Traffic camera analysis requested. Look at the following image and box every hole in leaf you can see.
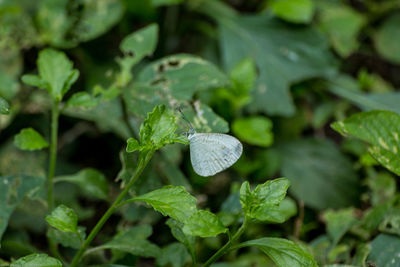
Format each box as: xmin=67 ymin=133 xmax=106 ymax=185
xmin=158 ymin=63 xmax=165 ymax=73
xmin=150 ymin=77 xmax=167 ymax=86
xmin=168 ymin=59 xmax=180 ymax=67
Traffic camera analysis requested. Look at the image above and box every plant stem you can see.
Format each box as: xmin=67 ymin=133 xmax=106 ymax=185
xmin=48 ymin=99 xmax=60 ymax=211
xmin=202 ymin=217 xmax=249 ymax=267
xmin=70 ymin=150 xmax=154 ymax=267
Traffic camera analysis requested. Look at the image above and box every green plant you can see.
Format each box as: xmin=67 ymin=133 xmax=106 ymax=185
xmin=2 ymin=0 xmax=400 ymax=266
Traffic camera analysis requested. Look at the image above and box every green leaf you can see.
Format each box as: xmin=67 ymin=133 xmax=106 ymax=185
xmin=317 ymin=2 xmax=366 ymax=57
xmin=133 ymin=185 xmax=197 ymax=223
xmin=152 ymin=0 xmax=184 ymax=6
xmin=215 ymin=11 xmax=335 ymax=116
xmin=261 ymin=198 xmax=298 ymax=224
xmin=240 ymin=178 xmax=290 ymax=222
xmin=117 ymin=24 xmax=159 ymax=86
xmin=182 ymin=210 xmax=228 ymax=237
xmin=120 ymin=23 xmax=158 ymax=64
xmin=66 ymin=92 xmax=100 ymax=108
xmin=230 ymin=57 xmax=256 ymax=97
xmin=232 ymin=116 xmax=273 ymax=147
xmin=89 ymin=225 xmax=161 ymax=258
xmin=368 ymin=234 xmax=400 ymax=266
xmin=269 ymin=0 xmax=314 ymax=24
xmin=36 ymin=48 xmax=78 ymax=100
xmin=374 ymin=13 xmax=400 ymax=64
xmin=21 ymin=74 xmax=47 ymax=89
xmin=14 ymin=128 xmax=49 ymax=151
xmin=352 ymin=243 xmax=371 ymax=267
xmin=64 ymin=98 xmax=131 ymax=139
xmin=37 ymin=0 xmax=123 ymax=48
xmin=323 ymin=208 xmax=357 ymax=246
xmin=47 ymin=226 xmax=86 ymax=249
xmin=0 ymin=96 xmax=9 ymax=114
xmin=178 ymin=102 xmax=229 ymax=133
xmin=327 ymin=75 xmax=400 ymax=114
xmin=331 ymin=110 xmax=400 ymax=176
xmin=75 ymin=0 xmax=124 ymax=43
xmin=280 ymin=138 xmax=360 ymax=210
xmin=123 ymin=54 xmax=229 ymax=131
xmin=0 ymin=71 xmax=19 ymax=100
xmin=127 ymin=105 xmax=186 ymax=152
xmin=156 ymin=242 xmax=190 ymax=267
xmin=10 ymin=253 xmax=62 ymax=267
xmin=237 ymin=238 xmax=317 ymax=267
xmin=126 ymin=138 xmax=141 ymax=153
xmin=0 ymin=175 xmax=45 ymax=242
xmin=45 ymin=204 xmax=78 ymax=233
xmin=166 ymin=219 xmax=196 ymax=260
xmin=54 ymin=168 xmax=109 ymax=200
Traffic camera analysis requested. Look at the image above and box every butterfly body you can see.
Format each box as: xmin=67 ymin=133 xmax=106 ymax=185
xmin=188 ymin=132 xmax=243 ymax=177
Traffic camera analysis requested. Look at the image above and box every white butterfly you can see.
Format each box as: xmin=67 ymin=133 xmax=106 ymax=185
xmin=188 ymin=129 xmax=243 ymax=177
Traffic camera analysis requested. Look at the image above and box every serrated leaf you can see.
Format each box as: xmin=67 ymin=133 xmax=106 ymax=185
xmin=0 ymin=175 xmax=45 ymax=242
xmin=182 ymin=210 xmax=228 ymax=237
xmin=133 ymin=185 xmax=197 ymax=223
xmin=129 ymin=105 xmax=187 ymax=152
xmin=14 ymin=128 xmax=49 ymax=151
xmin=232 ymin=116 xmax=273 ymax=147
xmin=126 ymin=138 xmax=141 ymax=152
xmin=368 ymin=234 xmax=400 ymax=266
xmin=36 ymin=48 xmax=78 ymax=100
xmin=90 ymin=225 xmax=160 ymax=258
xmin=240 ymin=178 xmax=290 ymax=222
xmin=45 ymin=204 xmax=78 ymax=233
xmin=269 ymin=0 xmax=314 ymax=24
xmin=237 ymin=238 xmax=317 ymax=267
xmin=215 ymin=10 xmax=335 ymax=116
xmin=260 ymin=198 xmax=298 ymax=224
xmin=280 ymin=138 xmax=360 ymax=210
xmin=54 ymin=168 xmax=109 ymax=200
xmin=0 ymin=97 xmax=9 ymax=114
xmin=10 ymin=253 xmax=62 ymax=267
xmin=374 ymin=13 xmax=400 ymax=64
xmin=331 ymin=110 xmax=400 ymax=176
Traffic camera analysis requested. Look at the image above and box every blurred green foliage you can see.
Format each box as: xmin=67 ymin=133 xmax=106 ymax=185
xmin=1 ymin=0 xmax=400 ymax=266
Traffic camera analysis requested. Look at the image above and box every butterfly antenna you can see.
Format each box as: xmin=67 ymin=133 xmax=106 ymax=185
xmin=177 ymin=107 xmax=194 ymax=131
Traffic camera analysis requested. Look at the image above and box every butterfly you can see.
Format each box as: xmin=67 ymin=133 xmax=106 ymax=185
xmin=187 ymin=129 xmax=243 ymax=177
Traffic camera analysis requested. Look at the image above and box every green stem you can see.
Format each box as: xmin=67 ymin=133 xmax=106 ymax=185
xmin=70 ymin=150 xmax=154 ymax=267
xmin=202 ymin=217 xmax=249 ymax=267
xmin=48 ymin=99 xmax=60 ymax=211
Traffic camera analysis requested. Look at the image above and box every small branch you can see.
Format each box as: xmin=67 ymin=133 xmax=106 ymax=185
xmin=294 ymin=200 xmax=304 ymax=239
xmin=48 ymin=99 xmax=60 ymax=211
xmin=202 ymin=217 xmax=249 ymax=267
xmin=70 ymin=150 xmax=154 ymax=267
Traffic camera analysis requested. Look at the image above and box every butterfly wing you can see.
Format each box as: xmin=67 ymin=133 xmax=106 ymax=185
xmin=189 ymin=133 xmax=243 ymax=177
